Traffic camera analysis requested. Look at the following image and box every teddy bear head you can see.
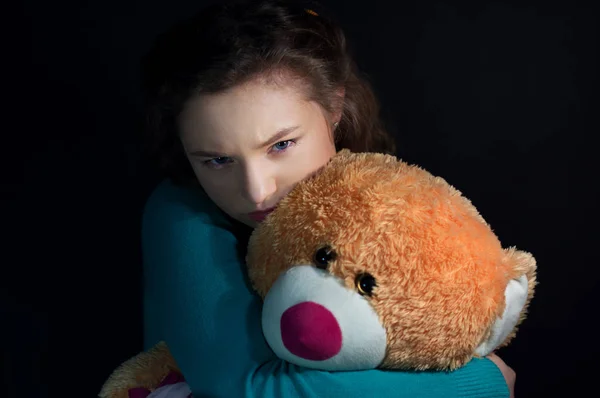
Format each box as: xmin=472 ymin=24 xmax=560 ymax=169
xmin=246 ymin=150 xmax=536 ymax=371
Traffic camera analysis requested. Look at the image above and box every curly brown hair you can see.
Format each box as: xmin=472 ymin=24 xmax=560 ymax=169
xmin=141 ymin=0 xmax=396 ymax=187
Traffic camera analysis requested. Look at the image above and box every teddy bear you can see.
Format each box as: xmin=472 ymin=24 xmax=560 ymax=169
xmin=99 ymin=149 xmax=536 ymax=396
xmin=245 ymin=149 xmax=536 ymax=371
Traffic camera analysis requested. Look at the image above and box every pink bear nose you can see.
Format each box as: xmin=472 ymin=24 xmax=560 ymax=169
xmin=280 ymin=301 xmax=342 ymax=361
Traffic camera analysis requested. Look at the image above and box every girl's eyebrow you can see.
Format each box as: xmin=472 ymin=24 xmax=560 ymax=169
xmin=189 ymin=125 xmax=300 ymax=157
xmin=254 ymin=125 xmax=300 ymax=150
xmin=188 ymin=149 xmax=227 ymax=158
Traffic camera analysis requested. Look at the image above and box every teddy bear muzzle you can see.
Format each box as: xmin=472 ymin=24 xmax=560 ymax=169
xmin=261 ymin=265 xmax=388 ymax=371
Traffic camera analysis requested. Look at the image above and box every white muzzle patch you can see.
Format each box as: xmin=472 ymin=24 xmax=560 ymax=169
xmin=261 ymin=265 xmax=387 ymax=371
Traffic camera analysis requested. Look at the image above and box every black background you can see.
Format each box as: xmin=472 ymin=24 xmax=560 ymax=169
xmin=5 ymin=0 xmax=598 ymax=396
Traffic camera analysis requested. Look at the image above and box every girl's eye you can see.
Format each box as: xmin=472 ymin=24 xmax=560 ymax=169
xmin=202 ymin=140 xmax=295 ymax=169
xmin=272 ymin=140 xmax=295 ymax=152
xmin=203 ymin=157 xmax=232 ymax=168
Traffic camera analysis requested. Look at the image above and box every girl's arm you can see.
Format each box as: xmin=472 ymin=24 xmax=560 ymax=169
xmin=142 ymin=181 xmax=509 ymax=398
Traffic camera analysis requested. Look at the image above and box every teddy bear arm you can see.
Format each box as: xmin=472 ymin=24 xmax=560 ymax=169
xmin=99 ymin=342 xmax=181 ymax=398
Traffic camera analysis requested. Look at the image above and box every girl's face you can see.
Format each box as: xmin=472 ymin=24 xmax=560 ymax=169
xmin=178 ymin=79 xmax=338 ymax=228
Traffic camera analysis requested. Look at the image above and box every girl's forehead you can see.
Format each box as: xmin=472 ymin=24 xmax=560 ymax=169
xmin=178 ymin=82 xmax=325 ymax=147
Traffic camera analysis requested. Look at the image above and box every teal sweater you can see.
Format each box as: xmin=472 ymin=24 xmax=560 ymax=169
xmin=142 ymin=180 xmax=509 ymax=398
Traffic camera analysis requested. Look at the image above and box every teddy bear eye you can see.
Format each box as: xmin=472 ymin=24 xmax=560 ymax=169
xmin=314 ymin=246 xmax=336 ymax=270
xmin=355 ymin=273 xmax=377 ymax=297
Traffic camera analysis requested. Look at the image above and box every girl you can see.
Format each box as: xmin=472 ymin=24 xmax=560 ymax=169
xmin=141 ymin=0 xmax=516 ymax=396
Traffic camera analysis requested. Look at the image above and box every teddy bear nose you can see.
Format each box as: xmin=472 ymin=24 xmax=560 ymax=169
xmin=280 ymin=301 xmax=342 ymax=361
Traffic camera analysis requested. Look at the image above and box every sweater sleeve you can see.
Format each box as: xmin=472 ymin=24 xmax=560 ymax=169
xmin=141 ymin=180 xmax=509 ymax=398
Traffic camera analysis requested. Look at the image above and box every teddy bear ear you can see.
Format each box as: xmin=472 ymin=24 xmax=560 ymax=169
xmin=474 ymin=248 xmax=537 ymax=356
xmin=474 ymin=274 xmax=529 ymax=356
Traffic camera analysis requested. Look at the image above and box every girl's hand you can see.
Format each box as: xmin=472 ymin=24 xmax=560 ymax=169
xmin=487 ymin=353 xmax=516 ymax=398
